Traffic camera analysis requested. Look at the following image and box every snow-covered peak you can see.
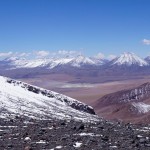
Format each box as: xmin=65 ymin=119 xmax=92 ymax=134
xmin=145 ymin=56 xmax=150 ymax=64
xmin=4 ymin=56 xmax=24 ymax=62
xmin=2 ymin=57 xmax=74 ymax=69
xmin=1 ymin=57 xmax=29 ymax=69
xmin=69 ymin=55 xmax=96 ymax=67
xmin=22 ymin=58 xmax=53 ymax=68
xmin=0 ymin=76 xmax=97 ymax=121
xmin=49 ymin=57 xmax=73 ymax=69
xmin=111 ymin=52 xmax=148 ymax=66
xmin=90 ymin=57 xmax=107 ymax=65
xmin=1 ymin=52 xmax=150 ymax=70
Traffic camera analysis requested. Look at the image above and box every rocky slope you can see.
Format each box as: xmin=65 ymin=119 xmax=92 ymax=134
xmin=0 ymin=76 xmax=97 ymax=122
xmin=95 ymin=82 xmax=150 ymax=123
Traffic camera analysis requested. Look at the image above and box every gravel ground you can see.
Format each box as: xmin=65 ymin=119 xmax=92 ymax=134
xmin=0 ymin=117 xmax=150 ymax=150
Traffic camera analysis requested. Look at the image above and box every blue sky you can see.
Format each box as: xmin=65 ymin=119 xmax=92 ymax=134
xmin=0 ymin=0 xmax=150 ymax=58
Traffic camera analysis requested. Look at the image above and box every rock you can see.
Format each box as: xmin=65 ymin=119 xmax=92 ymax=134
xmin=98 ymin=125 xmax=104 ymax=130
xmin=60 ymin=122 xmax=66 ymax=126
xmin=102 ymin=136 xmax=109 ymax=141
xmin=7 ymin=144 xmax=13 ymax=148
xmin=136 ymin=135 xmax=143 ymax=138
xmin=76 ymin=124 xmax=85 ymax=130
xmin=139 ymin=138 xmax=147 ymax=143
xmin=24 ymin=137 xmax=31 ymax=142
xmin=145 ymin=144 xmax=150 ymax=147
xmin=24 ymin=146 xmax=33 ymax=150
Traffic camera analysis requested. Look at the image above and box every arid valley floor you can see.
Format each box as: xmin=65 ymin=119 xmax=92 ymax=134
xmin=18 ymin=74 xmax=150 ymax=122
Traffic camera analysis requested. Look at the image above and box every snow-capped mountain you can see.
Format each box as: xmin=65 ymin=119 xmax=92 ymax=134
xmin=0 ymin=55 xmax=99 ymax=69
xmin=2 ymin=56 xmax=29 ymax=69
xmin=49 ymin=57 xmax=73 ymax=68
xmin=1 ymin=52 xmax=150 ymax=70
xmin=4 ymin=56 xmax=21 ymax=62
xmin=22 ymin=58 xmax=53 ymax=68
xmin=0 ymin=76 xmax=97 ymax=121
xmin=145 ymin=56 xmax=150 ymax=64
xmin=90 ymin=56 xmax=107 ymax=65
xmin=2 ymin=57 xmax=54 ymax=69
xmin=1 ymin=52 xmax=150 ymax=79
xmin=110 ymin=52 xmax=148 ymax=66
xmin=68 ymin=55 xmax=96 ymax=67
xmin=20 ymin=57 xmax=74 ymax=69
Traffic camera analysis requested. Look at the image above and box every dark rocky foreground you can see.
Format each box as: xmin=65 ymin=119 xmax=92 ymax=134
xmin=0 ymin=117 xmax=150 ymax=150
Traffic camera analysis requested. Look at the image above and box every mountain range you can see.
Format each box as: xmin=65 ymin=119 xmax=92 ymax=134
xmin=1 ymin=52 xmax=150 ymax=70
xmin=1 ymin=52 xmax=150 ymax=81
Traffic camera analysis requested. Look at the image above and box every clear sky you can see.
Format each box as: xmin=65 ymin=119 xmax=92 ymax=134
xmin=0 ymin=0 xmax=150 ymax=58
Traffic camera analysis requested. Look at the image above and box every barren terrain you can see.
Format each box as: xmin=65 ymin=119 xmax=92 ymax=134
xmin=18 ymin=74 xmax=150 ymax=108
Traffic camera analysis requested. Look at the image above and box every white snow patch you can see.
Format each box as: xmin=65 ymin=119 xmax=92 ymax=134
xmin=55 ymin=146 xmax=63 ymax=149
xmin=0 ymin=126 xmax=17 ymax=128
xmin=135 ymin=129 xmax=149 ymax=132
xmin=109 ymin=146 xmax=118 ymax=148
xmin=137 ymin=135 xmax=143 ymax=138
xmin=36 ymin=140 xmax=46 ymax=144
xmin=143 ymin=127 xmax=150 ymax=130
xmin=24 ymin=137 xmax=31 ymax=141
xmin=75 ymin=133 xmax=102 ymax=137
xmin=132 ymin=102 xmax=150 ymax=113
xmin=73 ymin=142 xmax=82 ymax=148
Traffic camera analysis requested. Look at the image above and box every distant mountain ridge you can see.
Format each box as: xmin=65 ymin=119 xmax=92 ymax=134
xmin=0 ymin=52 xmax=149 ymax=70
xmin=1 ymin=52 xmax=150 ymax=79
